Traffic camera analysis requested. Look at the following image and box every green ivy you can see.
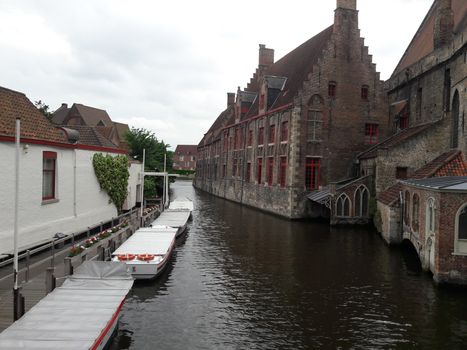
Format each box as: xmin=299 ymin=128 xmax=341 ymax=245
xmin=92 ymin=153 xmax=130 ymax=213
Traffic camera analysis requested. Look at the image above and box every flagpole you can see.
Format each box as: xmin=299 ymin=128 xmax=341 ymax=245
xmin=13 ymin=118 xmax=20 ymax=320
xmin=139 ymin=148 xmax=145 ymax=225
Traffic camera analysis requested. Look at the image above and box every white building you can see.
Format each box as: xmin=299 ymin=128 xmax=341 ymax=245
xmin=0 ymin=86 xmax=141 ymax=254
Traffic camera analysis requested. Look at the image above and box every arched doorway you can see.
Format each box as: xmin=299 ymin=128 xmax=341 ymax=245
xmin=451 ymin=90 xmax=460 ymax=148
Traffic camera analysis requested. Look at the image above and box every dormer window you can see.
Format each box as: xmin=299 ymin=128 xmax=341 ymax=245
xmin=328 ymin=82 xmax=337 ymax=98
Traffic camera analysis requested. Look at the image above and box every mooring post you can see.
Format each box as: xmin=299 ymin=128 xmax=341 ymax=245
xmin=98 ymin=246 xmax=105 ymax=261
xmin=13 ymin=287 xmax=20 ymax=321
xmin=45 ymin=267 xmax=56 ymax=294
xmin=64 ymin=257 xmax=73 ymax=276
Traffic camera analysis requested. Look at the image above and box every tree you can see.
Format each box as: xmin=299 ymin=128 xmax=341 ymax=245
xmin=125 ymin=128 xmax=172 ymax=197
xmin=34 ymin=100 xmax=53 ymax=120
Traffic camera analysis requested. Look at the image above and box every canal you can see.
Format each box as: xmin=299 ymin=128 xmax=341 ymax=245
xmin=110 ymin=180 xmax=467 ymax=349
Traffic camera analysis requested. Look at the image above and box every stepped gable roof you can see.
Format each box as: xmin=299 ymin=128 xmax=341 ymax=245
xmin=393 ymin=0 xmax=467 ymax=75
xmin=0 ymin=86 xmax=67 ymax=143
xmin=175 ymin=145 xmax=198 ymax=155
xmin=51 ymin=105 xmax=70 ymax=125
xmin=358 ymin=123 xmax=434 ymax=160
xmin=65 ymin=125 xmax=119 ymax=149
xmin=378 ymin=150 xmax=467 ymax=206
xmin=243 ymin=25 xmax=334 ymax=119
xmin=73 ymin=103 xmax=113 ymax=127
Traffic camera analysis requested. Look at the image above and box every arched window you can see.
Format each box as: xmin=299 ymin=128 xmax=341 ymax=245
xmin=455 ymin=203 xmax=467 ymax=254
xmin=336 ymin=194 xmax=351 ymax=218
xmin=354 ymin=185 xmax=369 ymax=217
xmin=426 ymin=198 xmax=435 ymax=233
xmin=404 ymin=191 xmax=411 ymax=226
xmin=412 ymin=193 xmax=420 ymax=232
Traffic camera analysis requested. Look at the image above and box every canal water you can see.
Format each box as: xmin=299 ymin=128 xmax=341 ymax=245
xmin=110 ymin=181 xmax=467 ymax=349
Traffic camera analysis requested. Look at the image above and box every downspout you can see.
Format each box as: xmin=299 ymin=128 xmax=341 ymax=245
xmin=73 ymin=149 xmax=77 ymax=217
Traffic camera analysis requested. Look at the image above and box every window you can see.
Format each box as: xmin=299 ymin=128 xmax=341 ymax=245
xmin=399 ymin=109 xmax=409 ymax=130
xmin=456 ymin=204 xmax=467 ymax=253
xmin=279 ymin=157 xmax=287 ymax=188
xmin=232 ymin=158 xmax=237 ymax=177
xmin=354 ymin=185 xmax=369 ymax=217
xmin=328 ymin=82 xmax=336 ymax=98
xmin=222 ymin=164 xmax=226 ymax=178
xmin=412 ymin=193 xmax=420 ymax=232
xmin=281 ymin=121 xmax=289 ymax=142
xmin=305 ymin=158 xmax=320 ymax=191
xmin=336 ymin=194 xmax=351 ymax=217
xmin=246 ymin=163 xmax=251 ymax=183
xmin=42 ymin=151 xmax=57 ymax=200
xmin=269 ymin=125 xmax=275 ymax=144
xmin=365 ymin=124 xmax=378 ymax=145
xmin=361 ymin=85 xmax=369 ymax=100
xmin=396 ymin=167 xmax=408 ymax=180
xmin=404 ymin=191 xmax=411 ymax=226
xmin=307 ymin=111 xmax=323 ymax=142
xmin=257 ymin=158 xmax=263 ymax=184
xmin=267 ymin=157 xmax=274 ymax=185
xmin=258 ymin=127 xmax=264 ymax=146
xmin=248 ymin=130 xmax=253 ymax=147
xmin=426 ymin=198 xmax=435 ymax=233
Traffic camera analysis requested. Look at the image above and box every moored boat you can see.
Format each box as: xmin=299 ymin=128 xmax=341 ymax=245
xmin=112 ymin=227 xmax=177 ymax=279
xmin=0 ymin=261 xmax=134 ymax=350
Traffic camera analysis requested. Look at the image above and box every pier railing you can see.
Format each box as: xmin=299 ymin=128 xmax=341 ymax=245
xmin=0 ymin=207 xmax=141 ymax=269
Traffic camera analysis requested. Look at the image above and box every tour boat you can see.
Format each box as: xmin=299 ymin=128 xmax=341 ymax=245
xmin=153 ymin=198 xmax=193 ymax=238
xmin=112 ymin=227 xmax=177 ymax=279
xmin=0 ymin=261 xmax=134 ymax=350
xmin=168 ymin=197 xmax=194 ymax=212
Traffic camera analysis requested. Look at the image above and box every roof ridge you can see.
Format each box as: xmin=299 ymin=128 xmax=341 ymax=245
xmin=430 ymin=150 xmax=462 ymax=176
xmin=0 ymin=86 xmax=26 ymax=96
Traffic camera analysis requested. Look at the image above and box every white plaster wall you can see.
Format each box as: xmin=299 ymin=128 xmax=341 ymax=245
xmin=0 ymin=143 xmax=118 ymax=254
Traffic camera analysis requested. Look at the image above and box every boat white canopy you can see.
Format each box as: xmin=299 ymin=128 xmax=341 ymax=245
xmin=168 ymin=198 xmax=194 ymax=211
xmin=153 ymin=210 xmax=191 ymax=228
xmin=112 ymin=229 xmax=176 ymax=256
xmin=0 ymin=261 xmax=133 ymax=349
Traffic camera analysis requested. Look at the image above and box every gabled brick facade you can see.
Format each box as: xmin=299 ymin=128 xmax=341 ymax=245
xmin=195 ymin=0 xmax=387 ymax=218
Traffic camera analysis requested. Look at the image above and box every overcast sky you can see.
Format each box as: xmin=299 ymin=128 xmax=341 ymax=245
xmin=0 ymin=0 xmax=433 ymax=149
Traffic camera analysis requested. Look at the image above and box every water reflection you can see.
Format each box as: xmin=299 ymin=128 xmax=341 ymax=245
xmin=110 ymin=181 xmax=467 ymax=350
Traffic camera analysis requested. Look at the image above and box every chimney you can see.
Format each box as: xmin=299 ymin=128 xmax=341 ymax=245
xmin=61 ymin=103 xmax=68 ymax=109
xmin=434 ymin=0 xmax=454 ymax=49
xmin=336 ymin=0 xmax=356 ymax=10
xmin=259 ymin=44 xmax=274 ymax=68
xmin=227 ymin=93 xmax=235 ymax=108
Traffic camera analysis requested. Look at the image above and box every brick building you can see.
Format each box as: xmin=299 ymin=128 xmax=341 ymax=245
xmin=195 ymin=0 xmax=388 ymax=218
xmin=173 ymin=145 xmax=197 ymax=171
